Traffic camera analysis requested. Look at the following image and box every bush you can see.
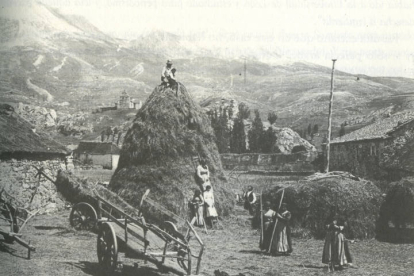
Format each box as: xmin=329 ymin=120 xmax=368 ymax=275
xmin=254 ymin=175 xmax=382 ymax=239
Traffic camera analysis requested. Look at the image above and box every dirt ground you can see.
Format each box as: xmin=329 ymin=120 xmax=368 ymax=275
xmin=1 ymin=204 xmax=414 ymax=276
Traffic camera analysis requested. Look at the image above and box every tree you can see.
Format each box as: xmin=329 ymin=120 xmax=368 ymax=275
xmin=313 ymin=124 xmax=319 ymax=134
xmin=238 ymin=102 xmax=250 ymax=120
xmin=248 ymin=109 xmax=264 ymax=152
xmin=307 ymin=123 xmax=312 ymax=136
xmin=291 ymin=145 xmax=307 ymax=153
xmin=268 ymin=111 xmax=278 ymax=125
xmin=339 ymin=124 xmax=346 ymax=137
xmin=230 ymin=118 xmax=246 ymax=153
xmin=261 ymin=126 xmax=278 ymax=153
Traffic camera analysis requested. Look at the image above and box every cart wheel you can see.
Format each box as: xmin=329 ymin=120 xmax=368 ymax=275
xmin=70 ymin=202 xmax=97 ymax=231
xmin=97 ymin=222 xmax=118 ymax=271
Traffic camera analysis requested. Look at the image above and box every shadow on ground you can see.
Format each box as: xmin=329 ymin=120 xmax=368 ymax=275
xmin=64 ymin=261 xmax=164 ymax=276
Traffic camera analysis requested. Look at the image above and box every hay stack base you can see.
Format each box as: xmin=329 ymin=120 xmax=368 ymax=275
xmin=257 ymin=172 xmax=382 ymax=239
xmin=110 ymin=84 xmax=234 ymax=225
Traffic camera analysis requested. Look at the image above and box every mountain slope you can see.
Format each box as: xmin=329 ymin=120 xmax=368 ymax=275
xmin=0 ymin=1 xmax=413 ymax=142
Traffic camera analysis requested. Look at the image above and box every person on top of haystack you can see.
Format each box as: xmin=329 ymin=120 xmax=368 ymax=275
xmin=243 ymin=185 xmax=257 ymax=215
xmin=322 ymin=215 xmax=354 ymax=271
xmin=161 ymin=60 xmax=178 ymax=92
xmin=203 ymin=185 xmax=218 ymax=228
xmin=189 ymin=189 xmax=205 ymax=227
xmin=197 ymin=158 xmax=212 ymax=192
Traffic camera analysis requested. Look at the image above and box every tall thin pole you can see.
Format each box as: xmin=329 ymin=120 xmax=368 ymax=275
xmin=244 ymin=58 xmax=247 ymax=87
xmin=325 ymin=59 xmax=337 ymax=173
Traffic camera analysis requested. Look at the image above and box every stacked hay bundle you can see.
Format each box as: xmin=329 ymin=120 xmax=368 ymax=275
xmin=377 ymin=177 xmax=414 ymax=242
xmin=55 ymin=171 xmax=140 ymax=218
xmin=256 ymin=172 xmax=382 ymax=239
xmin=110 ymin=84 xmax=234 ymax=225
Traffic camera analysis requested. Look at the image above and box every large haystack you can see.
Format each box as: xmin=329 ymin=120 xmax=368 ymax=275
xmin=110 ymin=83 xmax=234 ymax=224
xmin=256 ymin=172 xmax=382 ymax=239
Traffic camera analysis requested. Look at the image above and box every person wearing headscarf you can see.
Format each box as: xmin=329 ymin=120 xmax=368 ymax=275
xmin=273 ymin=203 xmax=292 ymax=255
xmin=197 ymin=158 xmax=212 ymax=192
xmin=260 ymin=201 xmax=276 ymax=251
xmin=190 ymin=189 xmax=204 ymax=226
xmin=322 ymin=215 xmax=350 ymax=271
xmin=203 ymin=185 xmax=218 ymax=227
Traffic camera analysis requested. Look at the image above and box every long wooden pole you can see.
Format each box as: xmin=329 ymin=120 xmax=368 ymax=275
xmin=325 ymin=59 xmax=337 ymax=173
xmin=267 ymin=189 xmax=285 ymax=253
xmin=260 ymin=190 xmax=263 ymax=248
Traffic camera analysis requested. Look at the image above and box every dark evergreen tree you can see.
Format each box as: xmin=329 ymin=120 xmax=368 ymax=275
xmin=268 ymin=111 xmax=278 ymax=125
xmin=261 ymin=126 xmax=277 ymax=153
xmin=248 ymin=109 xmax=264 ymax=152
xmin=307 ymin=123 xmax=312 ymax=136
xmin=313 ymin=124 xmax=319 ymax=134
xmin=230 ymin=102 xmax=250 ymax=153
xmin=339 ymin=124 xmax=346 ymax=137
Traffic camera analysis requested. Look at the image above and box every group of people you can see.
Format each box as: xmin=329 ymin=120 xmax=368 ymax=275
xmin=189 ymin=158 xmax=218 ymax=228
xmin=245 ymin=187 xmax=353 ymax=271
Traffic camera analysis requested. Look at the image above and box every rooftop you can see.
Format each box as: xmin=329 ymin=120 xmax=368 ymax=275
xmin=0 ymin=108 xmax=68 ymax=156
xmin=75 ymin=141 xmax=120 ymax=155
xmin=331 ymin=111 xmax=414 ymax=144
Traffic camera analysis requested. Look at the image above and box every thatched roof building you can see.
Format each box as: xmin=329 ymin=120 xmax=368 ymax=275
xmin=109 ymin=84 xmax=234 ymax=224
xmin=0 ymin=106 xmax=68 ymax=159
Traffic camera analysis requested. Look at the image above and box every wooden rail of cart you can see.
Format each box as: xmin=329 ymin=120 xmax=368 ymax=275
xmin=93 ymin=190 xmax=204 ymax=276
xmin=0 ymin=189 xmax=37 ymax=259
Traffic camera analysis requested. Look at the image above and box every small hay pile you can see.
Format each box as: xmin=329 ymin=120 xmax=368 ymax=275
xmin=110 ymin=83 xmax=234 ymax=225
xmin=54 ymin=171 xmax=140 ymax=217
xmin=256 ymin=172 xmax=382 ymax=239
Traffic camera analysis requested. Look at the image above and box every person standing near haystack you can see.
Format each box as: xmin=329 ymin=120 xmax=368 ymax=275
xmin=203 ymin=185 xmax=218 ymax=228
xmin=322 ymin=216 xmax=351 ymax=271
xmin=274 ymin=203 xmax=292 ymax=255
xmin=190 ymin=190 xmax=205 ymax=227
xmin=243 ymin=186 xmax=257 ymax=215
xmin=260 ymin=201 xmax=276 ymax=251
xmin=197 ymin=159 xmax=212 ymax=192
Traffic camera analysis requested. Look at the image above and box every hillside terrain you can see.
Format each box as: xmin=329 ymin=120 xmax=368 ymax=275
xmin=1 ymin=1 xmax=414 ymax=144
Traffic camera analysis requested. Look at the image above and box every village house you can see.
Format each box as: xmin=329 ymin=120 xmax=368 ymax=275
xmin=329 ymin=112 xmax=414 ymax=179
xmin=116 ymin=91 xmax=142 ymax=110
xmin=0 ymin=106 xmax=69 ymax=211
xmin=74 ymin=141 xmax=120 ymax=170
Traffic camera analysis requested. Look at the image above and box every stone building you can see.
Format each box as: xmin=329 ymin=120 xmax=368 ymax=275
xmin=74 ymin=141 xmax=120 ymax=170
xmin=0 ymin=108 xmax=69 ymax=211
xmin=116 ymin=91 xmax=142 ymax=110
xmin=329 ymin=112 xmax=414 ymax=179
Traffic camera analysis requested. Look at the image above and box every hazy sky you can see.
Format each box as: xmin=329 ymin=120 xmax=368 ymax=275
xmin=20 ymin=1 xmax=414 ymax=77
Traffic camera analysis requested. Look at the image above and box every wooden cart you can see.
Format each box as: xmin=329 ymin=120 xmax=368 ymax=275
xmin=0 ymin=189 xmax=37 ymax=259
xmin=93 ymin=190 xmax=204 ymax=276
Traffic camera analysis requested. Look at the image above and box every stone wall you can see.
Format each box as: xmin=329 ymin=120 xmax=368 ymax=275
xmin=330 ymin=139 xmax=386 ymax=179
xmin=0 ymin=158 xmax=67 ymax=213
xmin=220 ymin=152 xmax=317 ymax=172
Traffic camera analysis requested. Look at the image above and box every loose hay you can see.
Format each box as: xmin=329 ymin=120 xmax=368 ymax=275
xmin=256 ymin=173 xmax=382 ymax=239
xmin=110 ymin=84 xmax=234 ymax=225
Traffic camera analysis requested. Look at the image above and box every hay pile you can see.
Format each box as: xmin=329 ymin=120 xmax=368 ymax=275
xmin=256 ymin=173 xmax=382 ymax=239
xmin=378 ymin=177 xmax=414 ymax=229
xmin=109 ymin=83 xmax=234 ymax=225
xmin=54 ymin=171 xmax=140 ymax=217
